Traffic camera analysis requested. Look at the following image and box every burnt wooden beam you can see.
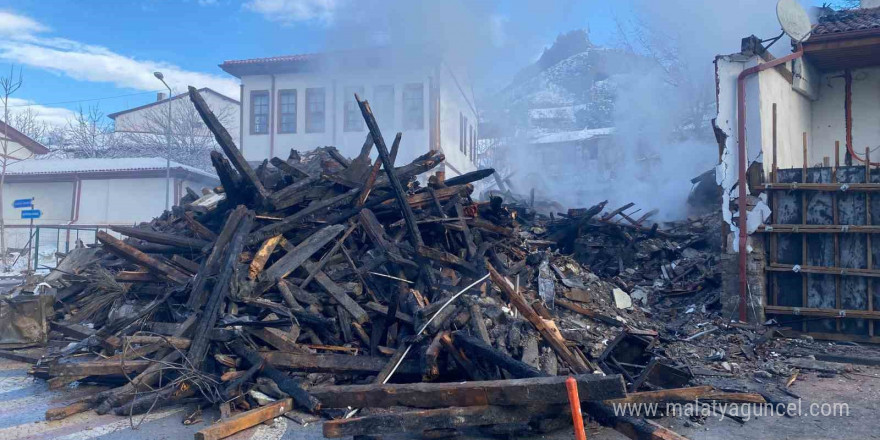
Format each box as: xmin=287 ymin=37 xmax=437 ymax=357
xmin=356 ymin=95 xmax=424 ymax=250
xmin=230 ymin=341 xmax=320 ymax=412
xmin=267 ymin=175 xmax=320 ymax=210
xmin=195 ymin=398 xmax=293 ymax=440
xmin=189 ymin=210 xmax=254 ymax=371
xmin=323 ymin=404 xmax=565 ymax=438
xmin=450 ymin=332 xmax=542 ymax=378
xmin=183 ymin=211 xmax=218 ymax=241
xmin=96 ymin=231 xmax=190 ymax=284
xmin=303 ymin=261 xmax=369 ymax=324
xmin=109 ymin=225 xmax=209 ymax=249
xmin=257 ymin=224 xmax=345 ymax=289
xmin=310 ymin=374 xmax=625 ymax=409
xmin=444 ymin=168 xmax=495 ymax=187
xmin=252 ymin=189 xmax=357 ymax=244
xmin=488 ymin=263 xmax=589 ymax=374
xmin=49 ymin=359 xmax=152 ymax=377
xmin=189 ymin=86 xmax=270 ymax=202
xmin=261 ymin=351 xmax=421 ymax=376
xmin=187 ymin=205 xmax=248 ymax=308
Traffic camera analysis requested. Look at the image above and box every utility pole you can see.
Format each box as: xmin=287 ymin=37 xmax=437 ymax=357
xmin=154 ymin=71 xmax=172 ymax=211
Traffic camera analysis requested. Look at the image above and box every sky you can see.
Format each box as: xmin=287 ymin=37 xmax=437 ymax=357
xmin=0 ymin=0 xmax=848 ymax=128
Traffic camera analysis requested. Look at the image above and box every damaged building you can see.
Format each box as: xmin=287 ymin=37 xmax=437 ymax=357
xmin=715 ymin=1 xmax=880 ymax=341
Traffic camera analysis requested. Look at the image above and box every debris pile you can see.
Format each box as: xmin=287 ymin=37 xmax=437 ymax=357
xmin=0 ymin=87 xmax=803 ymax=440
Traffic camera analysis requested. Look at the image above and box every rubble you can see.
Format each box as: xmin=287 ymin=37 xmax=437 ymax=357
xmin=1 ymin=86 xmax=876 ymax=440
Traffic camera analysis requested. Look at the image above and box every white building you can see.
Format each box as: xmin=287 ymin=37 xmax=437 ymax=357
xmin=108 ymin=87 xmax=241 ymax=147
xmin=1 ymin=157 xmax=218 ymax=255
xmin=219 ymin=49 xmax=479 ymax=177
xmin=0 ymin=120 xmax=50 ymax=160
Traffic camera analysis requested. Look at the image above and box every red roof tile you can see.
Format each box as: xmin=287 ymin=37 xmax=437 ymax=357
xmin=813 ymin=7 xmax=880 ymax=37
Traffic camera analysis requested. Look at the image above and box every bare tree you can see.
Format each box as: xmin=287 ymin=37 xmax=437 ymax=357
xmin=52 ymin=105 xmax=118 ymax=159
xmin=114 ymin=98 xmax=236 ymax=171
xmin=0 ymin=66 xmax=36 ymax=271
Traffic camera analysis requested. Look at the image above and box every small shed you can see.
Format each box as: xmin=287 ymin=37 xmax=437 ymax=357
xmin=1 ymin=157 xmax=218 ymax=254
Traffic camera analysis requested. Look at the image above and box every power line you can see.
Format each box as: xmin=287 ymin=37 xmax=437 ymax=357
xmin=10 ymin=89 xmax=163 ymax=108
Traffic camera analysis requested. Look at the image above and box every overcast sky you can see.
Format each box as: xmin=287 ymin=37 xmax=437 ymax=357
xmin=0 ymin=0 xmax=846 ymax=127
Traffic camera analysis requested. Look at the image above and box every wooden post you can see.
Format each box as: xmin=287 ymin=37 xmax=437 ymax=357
xmin=802 ymin=132 xmax=808 ymax=332
xmin=194 ymin=398 xmax=292 ymax=440
xmin=868 ymin=147 xmax=875 ymax=337
xmin=834 ymin=141 xmax=841 ymax=333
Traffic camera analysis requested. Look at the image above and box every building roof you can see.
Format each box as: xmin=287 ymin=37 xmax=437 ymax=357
xmin=219 ymin=47 xmax=439 ymax=78
xmin=107 ymin=87 xmax=239 ymax=120
xmin=0 ymin=120 xmax=50 ymax=155
xmin=220 ymin=51 xmax=351 ymax=78
xmin=530 ymin=127 xmax=614 ymax=145
xmin=5 ymin=157 xmax=217 ymax=181
xmin=812 ymin=7 xmax=880 ymax=38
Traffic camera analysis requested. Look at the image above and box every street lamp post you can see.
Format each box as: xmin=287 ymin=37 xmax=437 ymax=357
xmin=154 ymin=71 xmax=172 ymax=211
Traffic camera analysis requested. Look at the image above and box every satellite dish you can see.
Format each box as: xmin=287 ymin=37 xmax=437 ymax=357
xmin=777 ymin=0 xmax=812 ymax=42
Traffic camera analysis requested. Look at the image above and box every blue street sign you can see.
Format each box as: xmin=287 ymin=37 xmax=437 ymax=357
xmin=13 ymin=198 xmax=33 ymax=208
xmin=20 ymin=209 xmax=41 ymax=219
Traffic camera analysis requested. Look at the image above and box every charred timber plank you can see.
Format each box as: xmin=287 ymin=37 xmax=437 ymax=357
xmin=270 ymin=156 xmax=309 ymax=179
xmin=253 ymin=190 xmax=357 ymax=244
xmin=443 ymin=168 xmax=495 ymax=187
xmin=310 ymin=374 xmax=625 ymax=409
xmin=195 ymin=398 xmax=293 ymax=440
xmin=189 ymin=210 xmax=254 ymax=371
xmin=418 ymin=245 xmax=479 ymax=276
xmin=229 ymin=341 xmax=320 ymax=412
xmin=303 ymin=262 xmax=369 ymax=324
xmin=96 ymin=231 xmax=190 ymax=284
xmin=187 ymin=205 xmax=248 ymax=308
xmin=323 ymin=405 xmax=563 ymax=438
xmin=363 ymin=301 xmax=413 ymax=324
xmin=246 ymin=327 xmax=307 ymax=353
xmin=450 ymin=332 xmax=543 ymax=378
xmin=268 ymin=175 xmax=320 ymax=210
xmin=169 ymin=256 xmax=199 ymax=276
xmin=406 ymin=185 xmax=467 ymax=210
xmin=488 ymin=263 xmax=589 ymax=373
xmin=356 ymin=133 xmax=398 ymax=206
xmin=189 ymin=86 xmax=270 ymax=202
xmin=468 ymin=303 xmax=492 ymax=344
xmin=466 ymin=217 xmax=514 ymax=237
xmin=49 ymin=359 xmax=152 ymax=377
xmin=258 ymin=224 xmax=345 ymax=288
xmin=110 ymin=226 xmax=210 ymax=249
xmin=184 ymin=211 xmax=218 ymax=241
xmin=356 ymin=95 xmax=424 ymax=251
xmin=556 ymin=298 xmax=623 ymax=328
xmin=211 ymin=151 xmax=244 ymax=204
xmin=260 ymin=351 xmax=420 ymax=376
xmin=249 ymin=235 xmax=282 ymax=280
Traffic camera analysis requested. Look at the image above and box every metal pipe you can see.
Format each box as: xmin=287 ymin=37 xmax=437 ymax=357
xmin=842 ymin=69 xmax=880 ymax=166
xmin=736 ymin=46 xmax=804 ymax=322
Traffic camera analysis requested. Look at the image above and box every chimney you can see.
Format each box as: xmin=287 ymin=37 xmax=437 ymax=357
xmin=157 ymin=92 xmax=166 ymax=102
xmin=862 ymin=0 xmax=880 ymax=8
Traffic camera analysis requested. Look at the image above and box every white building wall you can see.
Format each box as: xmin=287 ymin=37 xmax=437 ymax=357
xmin=76 ymin=178 xmax=168 ymax=225
xmin=811 ymin=66 xmax=880 ymax=163
xmin=438 ymin=64 xmax=478 ymax=176
xmin=758 ymin=63 xmax=813 ymax=171
xmin=238 ymin=64 xmax=478 ymax=176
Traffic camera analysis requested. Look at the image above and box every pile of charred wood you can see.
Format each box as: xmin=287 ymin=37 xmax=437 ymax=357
xmin=14 ymin=87 xmax=764 ymax=440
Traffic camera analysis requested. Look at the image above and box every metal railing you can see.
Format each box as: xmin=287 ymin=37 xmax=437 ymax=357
xmin=30 ymin=225 xmax=109 ymax=273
